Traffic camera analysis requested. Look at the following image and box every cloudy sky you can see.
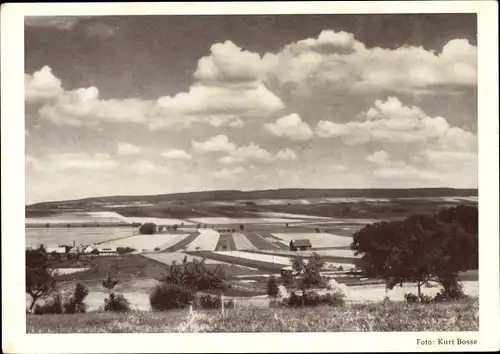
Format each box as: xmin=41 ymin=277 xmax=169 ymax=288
xmin=25 ymin=14 xmax=477 ymax=204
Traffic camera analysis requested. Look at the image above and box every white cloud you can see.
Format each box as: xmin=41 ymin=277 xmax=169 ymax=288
xmin=46 ymin=152 xmax=119 ymax=171
xmin=191 ymin=135 xmax=237 ymax=153
xmin=263 ymin=30 xmax=476 ymax=95
xmin=26 ymin=66 xmax=280 ymax=129
xmin=25 ymin=66 xmax=64 ymax=103
xmin=127 ymin=160 xmax=167 ymax=175
xmin=316 ymin=96 xmax=476 ymax=147
xmin=231 ymin=143 xmax=273 ymax=164
xmin=264 ymin=113 xmax=314 ymax=140
xmin=275 ymin=148 xmax=298 ymax=161
xmin=218 ymin=156 xmax=239 ymax=165
xmin=161 ymin=149 xmax=192 ymax=160
xmin=194 ymin=40 xmax=269 ymax=84
xmin=366 ymin=150 xmax=389 ymax=164
xmin=156 ymin=83 xmax=284 ymax=118
xmin=117 ymin=143 xmax=141 ymax=155
xmin=212 ymin=166 xmax=245 ymax=179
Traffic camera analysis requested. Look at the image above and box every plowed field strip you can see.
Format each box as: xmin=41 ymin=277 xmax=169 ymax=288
xmin=244 ymin=231 xmax=281 ymax=250
xmin=215 ymin=233 xmax=237 ymax=251
xmin=162 ymin=232 xmax=199 ymax=252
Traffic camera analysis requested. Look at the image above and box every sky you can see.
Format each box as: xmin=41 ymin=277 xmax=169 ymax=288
xmin=24 ymin=14 xmax=478 ymax=204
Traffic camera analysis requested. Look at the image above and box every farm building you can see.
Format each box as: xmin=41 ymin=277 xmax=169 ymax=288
xmin=289 ymin=239 xmax=312 ymax=251
xmin=97 ymin=247 xmax=117 ymax=256
xmin=83 ymin=245 xmax=97 ymax=254
xmin=45 ymin=246 xmax=67 ymax=260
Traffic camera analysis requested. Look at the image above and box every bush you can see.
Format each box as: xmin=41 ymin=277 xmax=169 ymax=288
xmin=104 ymin=293 xmax=130 ymax=312
xmin=63 ymin=283 xmax=88 ymax=314
xmin=433 ymin=287 xmax=468 ymax=302
xmin=197 ymin=294 xmax=235 ymax=309
xmin=34 ymin=292 xmax=63 ymax=314
xmin=267 ymin=275 xmax=279 ymax=297
xmin=117 ymin=247 xmax=135 ymax=254
xmin=318 ymin=292 xmax=345 ymax=306
xmin=150 ymin=283 xmax=194 ymax=311
xmin=139 ymin=222 xmax=157 ymax=235
xmin=154 ymin=247 xmax=161 ymax=252
xmin=404 ymin=293 xmax=419 ymax=303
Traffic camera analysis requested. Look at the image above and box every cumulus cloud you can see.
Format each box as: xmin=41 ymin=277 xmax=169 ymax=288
xmin=127 ymin=160 xmax=168 ymax=175
xmin=191 ymin=135 xmax=237 ymax=153
xmin=43 ymin=152 xmax=119 ymax=171
xmin=212 ymin=166 xmax=245 ymax=179
xmin=25 ymin=66 xmax=64 ymax=103
xmin=264 ymin=113 xmax=314 ymax=140
xmin=262 ymin=30 xmax=476 ymax=95
xmin=26 ymin=66 xmax=282 ymax=129
xmin=156 ymin=83 xmax=284 ymax=118
xmin=117 ymin=143 xmax=141 ymax=155
xmin=316 ymin=96 xmax=476 ymax=147
xmin=161 ymin=149 xmax=192 ymax=160
xmin=275 ymin=148 xmax=298 ymax=161
xmin=194 ymin=40 xmax=270 ymax=84
xmin=25 ymin=16 xmax=82 ymax=30
xmin=366 ymin=150 xmax=389 ymax=164
xmin=231 ymin=144 xmax=274 ymax=164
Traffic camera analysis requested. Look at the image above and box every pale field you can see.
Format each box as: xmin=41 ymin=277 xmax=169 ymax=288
xmin=125 ymin=217 xmax=192 ymax=225
xmin=26 ymin=227 xmax=136 ymax=248
xmin=184 ymin=229 xmax=220 ymax=251
xmin=215 ymin=251 xmax=293 ymax=266
xmin=272 ymin=233 xmax=353 ymax=248
xmin=255 ymin=212 xmax=331 ymax=220
xmin=232 ymin=232 xmax=257 ymax=250
xmin=26 ymin=212 xmax=131 ymax=225
xmin=49 ymin=268 xmax=91 ymax=275
xmin=98 ymin=234 xmax=189 ymax=251
xmin=142 ymin=252 xmax=232 ymax=265
xmin=247 ymin=249 xmax=361 ymax=259
xmin=345 ymin=281 xmax=479 ymax=303
xmin=189 ymin=217 xmax=303 ymax=224
xmin=292 ymin=219 xmax=376 ymax=227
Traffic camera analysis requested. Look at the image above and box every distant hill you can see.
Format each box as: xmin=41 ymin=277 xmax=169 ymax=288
xmin=27 ymin=188 xmax=478 ymax=208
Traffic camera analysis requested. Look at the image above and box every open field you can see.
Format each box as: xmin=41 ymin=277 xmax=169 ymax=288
xmin=27 ymin=297 xmax=479 ymax=333
xmin=189 ymin=217 xmax=304 ymax=224
xmin=98 ymin=234 xmax=190 ymax=252
xmin=232 ymin=232 xmax=258 ymax=250
xmin=125 ymin=217 xmax=193 ymax=225
xmin=184 ymin=229 xmax=220 ymax=251
xmin=26 ymin=227 xmax=136 ymax=247
xmin=272 ymin=232 xmax=353 ymax=248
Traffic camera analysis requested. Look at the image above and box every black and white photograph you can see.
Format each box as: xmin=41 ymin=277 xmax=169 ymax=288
xmin=1 ymin=1 xmax=499 ymax=353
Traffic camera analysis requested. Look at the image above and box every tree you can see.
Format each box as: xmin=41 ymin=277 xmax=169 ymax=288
xmin=102 ymin=273 xmax=129 ymax=312
xmin=351 ymin=207 xmax=478 ymax=300
xmin=267 ymin=275 xmax=279 ymax=297
xmin=64 ymin=283 xmax=88 ymax=313
xmin=26 ymin=246 xmax=56 ymax=312
xmin=239 ymin=224 xmax=244 ymax=231
xmin=139 ymin=222 xmax=157 ymax=234
xmin=172 ymin=224 xmax=178 ymax=231
xmin=282 ymin=253 xmax=325 ymax=306
xmin=151 ymin=256 xmax=228 ymax=310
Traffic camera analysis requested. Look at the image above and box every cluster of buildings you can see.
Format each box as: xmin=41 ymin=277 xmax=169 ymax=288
xmin=26 ymin=242 xmax=118 ymax=260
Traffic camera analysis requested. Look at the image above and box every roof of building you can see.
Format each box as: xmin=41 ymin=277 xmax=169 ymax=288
xmin=46 ymin=246 xmax=66 ymax=254
xmin=290 ymin=239 xmax=312 ymax=247
xmin=97 ymin=247 xmax=117 ymax=252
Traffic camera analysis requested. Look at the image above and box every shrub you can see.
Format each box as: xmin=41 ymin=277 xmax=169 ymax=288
xmin=433 ymin=287 xmax=468 ymax=302
xmin=116 ymin=247 xmax=135 ymax=254
xmin=63 ymin=283 xmax=88 ymax=314
xmin=139 ymin=222 xmax=157 ymax=235
xmin=154 ymin=247 xmax=161 ymax=252
xmin=267 ymin=275 xmax=279 ymax=297
xmin=318 ymin=292 xmax=345 ymax=306
xmin=150 ymin=283 xmax=194 ymax=311
xmin=104 ymin=293 xmax=130 ymax=312
xmin=404 ymin=293 xmax=419 ymax=303
xmin=34 ymin=292 xmax=63 ymax=314
xmin=197 ymin=294 xmax=235 ymax=309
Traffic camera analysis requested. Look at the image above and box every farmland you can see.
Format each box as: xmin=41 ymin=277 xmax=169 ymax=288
xmin=25 ymin=188 xmax=478 ymax=311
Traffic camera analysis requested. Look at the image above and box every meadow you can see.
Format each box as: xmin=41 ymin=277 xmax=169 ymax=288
xmin=27 ymin=297 xmax=479 ymax=333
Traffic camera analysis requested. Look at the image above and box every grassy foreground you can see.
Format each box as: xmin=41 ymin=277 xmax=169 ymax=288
xmin=27 ymin=298 xmax=478 ymax=333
